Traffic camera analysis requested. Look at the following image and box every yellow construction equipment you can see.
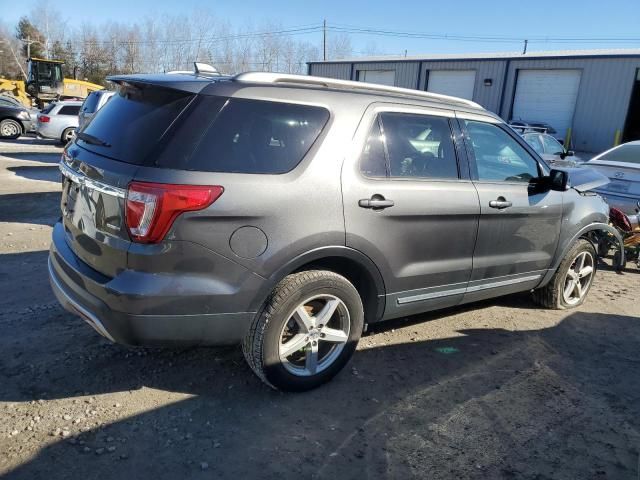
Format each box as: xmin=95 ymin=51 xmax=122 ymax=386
xmin=0 ymin=57 xmax=103 ymax=108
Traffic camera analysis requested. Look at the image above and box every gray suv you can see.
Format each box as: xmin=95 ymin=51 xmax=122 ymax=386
xmin=48 ymin=71 xmax=623 ymax=391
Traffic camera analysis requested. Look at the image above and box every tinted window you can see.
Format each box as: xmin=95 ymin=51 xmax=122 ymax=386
xmin=523 ymin=134 xmax=544 ymax=155
xmin=541 ymin=135 xmax=564 ymax=154
xmin=81 ymin=92 xmax=100 ymax=113
xmin=465 ymin=120 xmax=539 ymax=182
xmin=41 ymin=103 xmax=56 ymax=114
xmin=157 ymin=97 xmax=329 ymax=174
xmin=594 ymin=143 xmax=640 ymax=164
xmin=359 ymin=120 xmax=387 ymax=177
xmin=79 ymin=84 xmax=194 ymax=165
xmin=380 ymin=112 xmax=458 ymax=179
xmin=58 ymin=105 xmax=81 ymax=116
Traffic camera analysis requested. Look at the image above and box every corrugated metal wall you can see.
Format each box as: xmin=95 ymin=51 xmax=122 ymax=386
xmin=500 ymin=57 xmax=639 ymax=152
xmin=309 ymin=56 xmax=640 ymax=152
xmin=308 ymin=63 xmax=351 ymax=80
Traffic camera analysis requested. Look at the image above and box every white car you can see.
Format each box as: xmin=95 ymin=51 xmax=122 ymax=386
xmin=585 ymin=141 xmax=640 ymax=214
xmin=36 ymin=100 xmax=82 ymax=144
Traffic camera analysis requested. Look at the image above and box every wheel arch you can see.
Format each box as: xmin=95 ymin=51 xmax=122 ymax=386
xmin=249 ymin=246 xmax=386 ymax=324
xmin=539 ymin=222 xmax=625 ymax=287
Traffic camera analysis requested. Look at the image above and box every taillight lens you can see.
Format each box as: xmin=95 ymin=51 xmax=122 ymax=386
xmin=125 ymin=182 xmax=223 ymax=244
xmin=39 ymin=115 xmax=50 ymax=123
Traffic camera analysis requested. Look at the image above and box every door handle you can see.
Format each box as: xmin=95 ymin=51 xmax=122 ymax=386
xmin=359 ymin=195 xmax=395 ymax=210
xmin=489 ymin=197 xmax=513 ymax=209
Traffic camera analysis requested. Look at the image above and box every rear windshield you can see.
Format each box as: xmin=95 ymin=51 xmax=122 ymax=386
xmin=81 ymin=92 xmax=99 ymax=114
xmin=156 ymin=96 xmax=330 ymax=174
xmin=593 ymin=144 xmax=640 ymax=164
xmin=77 ymin=84 xmax=194 ymax=165
xmin=41 ymin=103 xmax=56 ymax=114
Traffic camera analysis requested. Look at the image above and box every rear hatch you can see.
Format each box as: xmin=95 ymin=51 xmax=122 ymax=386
xmin=60 ymin=79 xmax=200 ymax=276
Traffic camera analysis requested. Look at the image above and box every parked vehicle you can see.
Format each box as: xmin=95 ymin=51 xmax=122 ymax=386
xmin=522 ymin=132 xmax=582 ymax=166
xmin=584 ymin=141 xmax=640 ymax=214
xmin=607 ymin=206 xmax=640 ymax=269
xmin=0 ymin=95 xmax=37 ymax=139
xmin=78 ymin=90 xmax=115 ymax=130
xmin=509 ymin=120 xmax=557 ymax=135
xmin=36 ymin=100 xmax=82 ymax=144
xmin=48 ymin=70 xmax=624 ymax=391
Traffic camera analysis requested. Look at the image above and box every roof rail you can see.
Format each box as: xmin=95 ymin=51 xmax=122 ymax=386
xmin=233 ymin=72 xmax=482 ymax=109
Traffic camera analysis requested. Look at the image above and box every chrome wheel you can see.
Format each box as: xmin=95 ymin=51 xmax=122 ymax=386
xmin=562 ymin=251 xmax=595 ymax=306
xmin=0 ymin=120 xmax=20 ymax=137
xmin=63 ymin=128 xmax=75 ymax=142
xmin=279 ymin=294 xmax=350 ymax=377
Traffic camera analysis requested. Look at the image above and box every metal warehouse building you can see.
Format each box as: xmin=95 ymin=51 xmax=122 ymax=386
xmin=308 ymin=49 xmax=640 ymax=153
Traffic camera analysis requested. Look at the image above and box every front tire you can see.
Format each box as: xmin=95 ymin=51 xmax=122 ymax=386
xmin=0 ymin=119 xmax=22 ymax=139
xmin=533 ymin=239 xmax=597 ymax=309
xmin=243 ymin=270 xmax=364 ymax=391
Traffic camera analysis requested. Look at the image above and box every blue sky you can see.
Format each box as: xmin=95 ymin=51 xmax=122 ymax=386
xmin=2 ymin=0 xmax=640 ymax=56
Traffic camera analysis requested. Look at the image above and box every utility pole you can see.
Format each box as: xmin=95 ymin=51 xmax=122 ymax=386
xmin=323 ymin=19 xmax=326 ymax=61
xmin=27 ymin=35 xmax=30 ymax=59
xmin=522 ymin=39 xmax=528 ymax=55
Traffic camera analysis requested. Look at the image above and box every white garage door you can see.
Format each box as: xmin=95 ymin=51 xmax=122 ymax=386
xmin=427 ymin=70 xmax=476 ymax=100
xmin=512 ymin=69 xmax=582 ymax=139
xmin=358 ymin=70 xmax=396 ymax=86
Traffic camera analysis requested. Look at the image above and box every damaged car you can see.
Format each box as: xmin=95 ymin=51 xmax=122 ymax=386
xmin=48 ymin=69 xmax=625 ymax=391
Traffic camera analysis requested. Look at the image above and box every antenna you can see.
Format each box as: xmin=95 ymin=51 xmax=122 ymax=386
xmin=193 ymin=62 xmax=220 ymax=76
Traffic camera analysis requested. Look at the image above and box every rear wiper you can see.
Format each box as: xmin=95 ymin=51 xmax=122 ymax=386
xmin=76 ymin=132 xmax=111 ymax=147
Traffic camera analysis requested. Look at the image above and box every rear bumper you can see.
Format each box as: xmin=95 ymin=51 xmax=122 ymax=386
xmin=48 ymin=222 xmax=259 ymax=346
xmin=595 ymin=189 xmax=640 ymax=215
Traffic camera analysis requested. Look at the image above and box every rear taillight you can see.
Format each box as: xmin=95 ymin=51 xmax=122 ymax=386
xmin=125 ymin=182 xmax=223 ymax=244
xmin=39 ymin=115 xmax=50 ymax=123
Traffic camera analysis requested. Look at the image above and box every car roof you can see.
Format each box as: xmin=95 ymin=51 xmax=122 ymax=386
xmin=107 ymin=71 xmax=491 ymax=116
xmin=54 ymin=100 xmax=83 ymax=105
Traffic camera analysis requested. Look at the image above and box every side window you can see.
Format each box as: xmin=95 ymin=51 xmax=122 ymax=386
xmin=59 ymin=105 xmax=81 ymax=116
xmin=464 ymin=120 xmax=540 ymax=182
xmin=541 ymin=135 xmax=564 ymax=155
xmin=380 ymin=112 xmax=459 ymax=179
xmin=359 ymin=119 xmax=387 ymax=178
xmin=523 ymin=134 xmax=544 ymax=155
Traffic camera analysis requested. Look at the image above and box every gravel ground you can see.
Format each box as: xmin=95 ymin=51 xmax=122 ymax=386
xmin=0 ymin=138 xmax=639 ymax=480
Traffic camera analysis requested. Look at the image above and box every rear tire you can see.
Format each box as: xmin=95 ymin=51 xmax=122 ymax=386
xmin=533 ymin=239 xmax=597 ymax=309
xmin=60 ymin=127 xmax=75 ymax=144
xmin=0 ymin=119 xmax=22 ymax=139
xmin=242 ymin=270 xmax=364 ymax=392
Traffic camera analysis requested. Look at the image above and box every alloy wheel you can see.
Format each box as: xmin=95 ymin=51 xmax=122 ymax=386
xmin=278 ymin=294 xmax=350 ymax=377
xmin=562 ymin=251 xmax=595 ymax=306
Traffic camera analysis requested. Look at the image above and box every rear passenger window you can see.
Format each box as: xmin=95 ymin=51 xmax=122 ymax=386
xmin=380 ymin=112 xmax=459 ymax=179
xmin=58 ymin=105 xmax=80 ymax=116
xmin=158 ymin=97 xmax=329 ymax=174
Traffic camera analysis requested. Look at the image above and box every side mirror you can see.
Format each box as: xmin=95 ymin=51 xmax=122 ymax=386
xmin=549 ymin=169 xmax=569 ymax=191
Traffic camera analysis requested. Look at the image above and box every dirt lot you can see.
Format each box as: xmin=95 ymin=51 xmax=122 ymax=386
xmin=0 ymin=138 xmax=639 ymax=480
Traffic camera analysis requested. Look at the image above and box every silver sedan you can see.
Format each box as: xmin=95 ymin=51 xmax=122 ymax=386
xmin=586 ymin=141 xmax=640 ymax=214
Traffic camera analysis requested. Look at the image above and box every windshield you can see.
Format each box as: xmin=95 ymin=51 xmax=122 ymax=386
xmin=592 ymin=143 xmax=640 ymax=165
